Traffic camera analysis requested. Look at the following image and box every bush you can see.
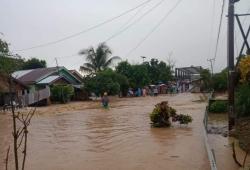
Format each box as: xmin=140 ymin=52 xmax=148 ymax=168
xmin=236 ymin=84 xmax=250 ymax=117
xmin=50 ymin=85 xmax=74 ymax=103
xmin=209 ymin=100 xmax=228 ymax=113
xmin=212 ymin=69 xmax=227 ymax=92
xmin=84 ymin=69 xmax=128 ymax=96
xmin=149 ymin=101 xmax=192 ymax=127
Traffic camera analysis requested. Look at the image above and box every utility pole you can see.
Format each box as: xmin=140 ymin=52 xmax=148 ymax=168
xmin=141 ymin=56 xmax=146 ymax=63
xmin=227 ymin=0 xmax=239 ymax=130
xmin=207 ymin=58 xmax=215 ymax=76
xmin=55 ymin=57 xmax=60 ymax=73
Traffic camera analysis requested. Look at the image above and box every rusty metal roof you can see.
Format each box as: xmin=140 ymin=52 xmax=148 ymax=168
xmin=12 ymin=67 xmax=59 ymax=85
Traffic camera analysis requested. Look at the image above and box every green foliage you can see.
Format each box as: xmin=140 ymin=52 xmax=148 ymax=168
xmin=116 ymin=58 xmax=172 ymax=88
xmin=145 ymin=59 xmax=172 ymax=84
xmin=200 ymin=69 xmax=212 ymax=91
xmin=0 ymin=55 xmax=25 ymax=74
xmin=209 ymin=100 xmax=228 ymax=113
xmin=130 ymin=64 xmax=150 ymax=88
xmin=0 ymin=38 xmax=9 ymax=54
xmin=212 ymin=69 xmax=227 ymax=92
xmin=50 ymin=85 xmax=74 ymax=103
xmin=235 ymin=84 xmax=250 ymax=117
xmin=115 ymin=61 xmax=132 ymax=78
xmin=0 ymin=39 xmax=25 ymax=74
xmin=22 ymin=58 xmax=47 ymax=70
xmin=149 ymin=101 xmax=192 ymax=127
xmin=174 ymin=114 xmax=193 ymax=124
xmin=84 ymin=69 xmax=129 ymax=96
xmin=79 ymin=42 xmax=121 ymax=74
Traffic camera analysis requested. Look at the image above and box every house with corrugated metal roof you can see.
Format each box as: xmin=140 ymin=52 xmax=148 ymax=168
xmin=11 ymin=67 xmax=84 ymax=106
xmin=0 ymin=73 xmax=29 ymax=108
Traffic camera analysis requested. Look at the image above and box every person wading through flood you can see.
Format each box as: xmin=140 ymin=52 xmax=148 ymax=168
xmin=101 ymin=92 xmax=109 ymax=109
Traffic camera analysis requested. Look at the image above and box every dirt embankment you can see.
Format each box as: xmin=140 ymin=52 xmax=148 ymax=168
xmin=235 ymin=117 xmax=250 ymax=151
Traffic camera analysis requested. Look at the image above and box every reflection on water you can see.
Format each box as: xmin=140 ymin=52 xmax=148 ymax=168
xmin=0 ymin=93 xmax=209 ymax=170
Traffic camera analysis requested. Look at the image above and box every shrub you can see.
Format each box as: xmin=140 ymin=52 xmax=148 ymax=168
xmin=84 ymin=69 xmax=128 ymax=96
xmin=209 ymin=100 xmax=228 ymax=113
xmin=149 ymin=101 xmax=192 ymax=127
xmin=235 ymin=84 xmax=250 ymax=117
xmin=212 ymin=69 xmax=227 ymax=92
xmin=50 ymin=85 xmax=74 ymax=103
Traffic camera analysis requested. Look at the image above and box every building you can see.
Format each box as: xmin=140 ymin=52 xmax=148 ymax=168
xmin=0 ymin=73 xmax=28 ymax=107
xmin=175 ymin=66 xmax=204 ymax=92
xmin=11 ymin=67 xmax=84 ymax=106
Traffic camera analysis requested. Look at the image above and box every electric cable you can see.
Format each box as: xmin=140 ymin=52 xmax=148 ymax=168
xmin=104 ymin=0 xmax=165 ymax=42
xmin=125 ymin=0 xmax=183 ymax=57
xmin=14 ymin=0 xmax=153 ymax=52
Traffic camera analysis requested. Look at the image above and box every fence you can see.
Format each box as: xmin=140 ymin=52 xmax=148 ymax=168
xmin=203 ymin=91 xmax=217 ymax=170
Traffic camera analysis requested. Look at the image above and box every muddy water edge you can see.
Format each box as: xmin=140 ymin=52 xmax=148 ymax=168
xmin=0 ymin=93 xmax=209 ymax=170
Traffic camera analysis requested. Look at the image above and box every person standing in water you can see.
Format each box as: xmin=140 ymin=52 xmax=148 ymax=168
xmin=101 ymin=92 xmax=109 ymax=108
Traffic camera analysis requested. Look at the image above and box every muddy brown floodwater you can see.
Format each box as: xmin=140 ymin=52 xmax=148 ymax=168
xmin=0 ymin=93 xmax=209 ymax=170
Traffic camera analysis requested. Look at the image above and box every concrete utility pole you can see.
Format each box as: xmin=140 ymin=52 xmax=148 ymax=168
xmin=207 ymin=58 xmax=215 ymax=76
xmin=141 ymin=56 xmax=146 ymax=63
xmin=227 ymin=0 xmax=240 ymax=130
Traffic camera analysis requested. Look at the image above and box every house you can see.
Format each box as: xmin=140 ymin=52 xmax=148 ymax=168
xmin=12 ymin=67 xmax=84 ymax=106
xmin=175 ymin=66 xmax=204 ymax=92
xmin=0 ymin=73 xmax=28 ymax=107
xmin=69 ymin=70 xmax=84 ymax=82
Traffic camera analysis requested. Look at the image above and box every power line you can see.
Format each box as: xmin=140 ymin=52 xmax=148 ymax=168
xmin=110 ymin=3 xmax=147 ymax=35
xmin=14 ymin=0 xmax=153 ymax=52
xmin=207 ymin=0 xmax=216 ymax=59
xmin=104 ymin=0 xmax=165 ymax=42
xmin=125 ymin=0 xmax=183 ymax=57
xmin=213 ymin=0 xmax=225 ymax=63
xmin=47 ymin=0 xmax=164 ymax=62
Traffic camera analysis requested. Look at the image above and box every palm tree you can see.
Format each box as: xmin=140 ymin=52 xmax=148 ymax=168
xmin=79 ymin=43 xmax=121 ymax=74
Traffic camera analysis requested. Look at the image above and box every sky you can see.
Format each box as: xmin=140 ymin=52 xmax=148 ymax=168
xmin=0 ymin=0 xmax=249 ymax=73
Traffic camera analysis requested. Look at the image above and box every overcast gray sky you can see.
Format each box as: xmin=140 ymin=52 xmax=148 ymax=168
xmin=0 ymin=0 xmax=249 ymax=73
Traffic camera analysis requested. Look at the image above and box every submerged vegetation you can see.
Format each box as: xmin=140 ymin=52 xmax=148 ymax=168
xmin=150 ymin=101 xmax=192 ymax=127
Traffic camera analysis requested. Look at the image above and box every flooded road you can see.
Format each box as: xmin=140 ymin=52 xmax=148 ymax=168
xmin=0 ymin=93 xmax=209 ymax=170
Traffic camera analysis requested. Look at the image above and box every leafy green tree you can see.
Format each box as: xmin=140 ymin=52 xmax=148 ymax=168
xmin=144 ymin=58 xmax=172 ymax=84
xmin=0 ymin=39 xmax=25 ymax=74
xmin=22 ymin=58 xmax=47 ymax=70
xmin=236 ymin=84 xmax=250 ymax=117
xmin=200 ymin=69 xmax=212 ymax=91
xmin=212 ymin=69 xmax=227 ymax=92
xmin=84 ymin=69 xmax=129 ymax=96
xmin=116 ymin=59 xmax=172 ymax=88
xmin=130 ymin=64 xmax=150 ymax=88
xmin=79 ymin=43 xmax=121 ymax=74
xmin=115 ymin=61 xmax=132 ymax=78
xmin=0 ymin=38 xmax=9 ymax=54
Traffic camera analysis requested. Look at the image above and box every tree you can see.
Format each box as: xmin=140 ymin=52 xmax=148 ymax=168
xmin=22 ymin=58 xmax=47 ymax=70
xmin=0 ymin=39 xmax=24 ymax=74
xmin=116 ymin=59 xmax=172 ymax=88
xmin=84 ymin=69 xmax=129 ymax=96
xmin=212 ymin=69 xmax=227 ymax=92
xmin=79 ymin=43 xmax=121 ymax=74
xmin=145 ymin=58 xmax=172 ymax=84
xmin=115 ymin=61 xmax=132 ymax=78
xmin=0 ymin=38 xmax=9 ymax=54
xmin=200 ymin=69 xmax=212 ymax=91
xmin=130 ymin=64 xmax=150 ymax=88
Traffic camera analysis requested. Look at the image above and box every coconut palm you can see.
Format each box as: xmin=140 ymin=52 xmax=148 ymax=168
xmin=79 ymin=43 xmax=121 ymax=74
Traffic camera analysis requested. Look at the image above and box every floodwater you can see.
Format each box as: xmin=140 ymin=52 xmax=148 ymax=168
xmin=0 ymin=93 xmax=209 ymax=170
xmin=207 ymin=113 xmax=250 ymax=169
